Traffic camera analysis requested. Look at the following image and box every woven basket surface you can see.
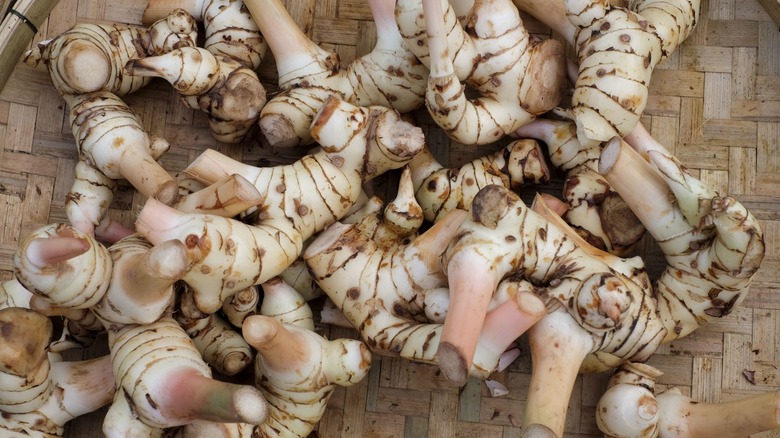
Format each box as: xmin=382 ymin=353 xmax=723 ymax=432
xmin=1 ymin=0 xmax=779 ymax=436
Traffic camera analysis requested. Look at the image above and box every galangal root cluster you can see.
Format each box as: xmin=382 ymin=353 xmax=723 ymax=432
xmin=3 ymin=0 xmax=773 ymax=437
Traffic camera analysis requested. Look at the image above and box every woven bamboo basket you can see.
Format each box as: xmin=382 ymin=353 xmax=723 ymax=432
xmin=1 ymin=0 xmax=779 ymax=436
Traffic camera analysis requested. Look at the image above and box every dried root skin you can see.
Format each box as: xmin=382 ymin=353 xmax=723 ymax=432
xmin=406 ymin=0 xmax=565 ymax=145
xmin=222 ymin=286 xmax=260 ymax=327
xmin=305 ymin=209 xmax=539 ymax=381
xmin=14 ymin=224 xmax=111 ymax=310
xmin=0 ymin=308 xmax=53 ymax=414
xmin=178 ymin=307 xmax=254 ymax=377
xmin=125 ymin=46 xmax=266 ymax=143
xmin=23 ymin=13 xmax=196 ymax=96
xmin=136 ymin=197 xmax=304 ymax=314
xmin=64 ymin=91 xmax=177 ymax=205
xmin=601 ymin=137 xmax=765 ymax=341
xmin=517 ymin=118 xmax=645 ymax=255
xmin=184 ymin=97 xmax=423 ymax=255
xmin=560 ymin=0 xmax=700 ymax=146
xmin=0 ymin=309 xmax=113 ymax=435
xmin=240 ymin=0 xmax=426 ymax=148
xmin=565 ymin=167 xmax=645 ymax=254
xmin=198 ymin=0 xmax=268 ymax=69
xmin=411 ymin=139 xmax=550 ymax=222
xmin=65 ymin=161 xmax=117 ymax=236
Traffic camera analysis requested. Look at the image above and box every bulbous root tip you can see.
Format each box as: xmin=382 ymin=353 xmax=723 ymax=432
xmin=221 ymin=351 xmax=254 ymax=376
xmin=520 ymin=423 xmax=558 ymax=438
xmin=436 ymin=341 xmax=469 ymax=386
xmin=62 ymin=41 xmax=112 ymax=93
xmin=0 ymin=307 xmax=53 ymax=377
xmin=523 ymin=39 xmax=567 ymax=115
xmin=260 ymin=113 xmax=298 ymax=148
xmin=155 ymin=180 xmax=180 ymax=206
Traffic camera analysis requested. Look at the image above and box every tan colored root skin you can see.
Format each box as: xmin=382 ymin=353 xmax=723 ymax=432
xmin=25 ymin=15 xmax=196 ymax=97
xmin=65 ymin=92 xmax=177 ymax=204
xmin=599 ymin=137 xmax=682 ymax=241
xmin=438 ymin=251 xmax=500 ymax=386
xmin=658 ymin=390 xmax=780 ymax=437
xmin=415 ymin=0 xmax=566 ymax=145
xmin=259 ymin=114 xmax=298 ymax=149
xmin=525 ymin=309 xmax=594 ymax=437
xmin=52 ymin=355 xmax=115 ymax=419
xmin=175 ymin=173 xmax=263 ymax=217
xmin=242 ymin=315 xmax=310 ymax=370
xmin=522 ymin=39 xmax=568 ymax=115
xmin=125 ymin=47 xmax=266 ymax=143
xmin=0 ymin=307 xmax=52 ymax=377
xmin=516 ymin=118 xmax=645 ymax=255
xmin=118 ymin=241 xmax=185 ymax=298
xmin=598 ymin=190 xmax=646 ymax=249
xmin=244 ymin=0 xmax=426 ymax=148
xmin=411 ymin=139 xmax=550 ymax=222
xmin=93 ymin=238 xmax=186 ymax=327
